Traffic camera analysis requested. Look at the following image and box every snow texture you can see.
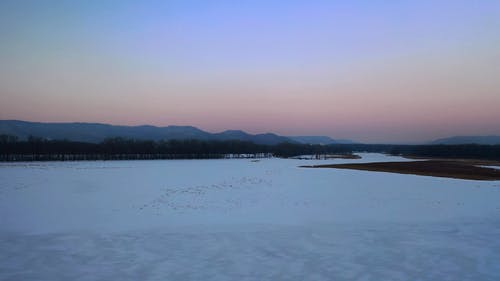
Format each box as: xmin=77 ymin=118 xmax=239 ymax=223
xmin=1 ymin=153 xmax=500 ymax=280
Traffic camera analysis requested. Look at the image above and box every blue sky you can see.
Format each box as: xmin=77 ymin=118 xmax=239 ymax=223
xmin=1 ymin=0 xmax=499 ymax=142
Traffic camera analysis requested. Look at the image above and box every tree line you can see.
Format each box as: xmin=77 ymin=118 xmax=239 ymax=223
xmin=389 ymin=144 xmax=500 ymax=160
xmin=1 ymin=135 xmax=499 ymax=161
xmin=0 ymin=135 xmax=353 ymax=161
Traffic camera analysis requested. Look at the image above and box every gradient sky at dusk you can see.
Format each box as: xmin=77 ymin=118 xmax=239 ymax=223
xmin=0 ymin=0 xmax=499 ymax=143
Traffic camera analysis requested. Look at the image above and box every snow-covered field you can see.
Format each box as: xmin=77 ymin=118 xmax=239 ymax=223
xmin=1 ymin=153 xmax=500 ymax=280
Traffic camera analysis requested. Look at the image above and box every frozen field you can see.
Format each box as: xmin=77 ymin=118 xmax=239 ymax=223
xmin=1 ymin=153 xmax=500 ymax=280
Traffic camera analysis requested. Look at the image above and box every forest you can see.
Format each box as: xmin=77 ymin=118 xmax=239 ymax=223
xmin=1 ymin=135 xmax=499 ymax=161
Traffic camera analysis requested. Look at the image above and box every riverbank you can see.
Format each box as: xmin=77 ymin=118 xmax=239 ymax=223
xmin=302 ymin=160 xmax=500 ymax=180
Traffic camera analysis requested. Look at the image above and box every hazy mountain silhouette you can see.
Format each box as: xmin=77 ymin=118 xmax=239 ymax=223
xmin=0 ymin=120 xmax=356 ymax=145
xmin=0 ymin=120 xmax=212 ymax=142
xmin=289 ymin=136 xmax=357 ymax=145
xmin=431 ymin=135 xmax=500 ymax=145
xmin=0 ymin=120 xmax=333 ymax=145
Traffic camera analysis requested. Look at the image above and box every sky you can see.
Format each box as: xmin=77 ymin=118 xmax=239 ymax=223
xmin=0 ymin=0 xmax=499 ymax=143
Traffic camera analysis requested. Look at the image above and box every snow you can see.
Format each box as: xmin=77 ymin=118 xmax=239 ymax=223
xmin=1 ymin=153 xmax=500 ymax=280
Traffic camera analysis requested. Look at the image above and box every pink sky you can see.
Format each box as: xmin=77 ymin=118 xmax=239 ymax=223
xmin=1 ymin=1 xmax=499 ymax=143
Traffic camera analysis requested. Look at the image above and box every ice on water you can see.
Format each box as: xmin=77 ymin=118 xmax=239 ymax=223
xmin=1 ymin=153 xmax=500 ymax=280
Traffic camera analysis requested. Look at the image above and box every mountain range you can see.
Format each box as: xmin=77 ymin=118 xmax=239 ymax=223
xmin=0 ymin=120 xmax=354 ymax=145
xmin=430 ymin=135 xmax=500 ymax=145
xmin=3 ymin=120 xmax=497 ymax=145
xmin=288 ymin=136 xmax=355 ymax=145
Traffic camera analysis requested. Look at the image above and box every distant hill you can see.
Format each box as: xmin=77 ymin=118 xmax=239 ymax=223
xmin=213 ymin=130 xmax=291 ymax=145
xmin=289 ymin=136 xmax=357 ymax=145
xmin=431 ymin=136 xmax=500 ymax=145
xmin=0 ymin=120 xmax=292 ymax=145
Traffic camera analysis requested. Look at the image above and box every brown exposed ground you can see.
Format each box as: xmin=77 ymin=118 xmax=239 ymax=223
xmin=294 ymin=154 xmax=361 ymax=160
xmin=301 ymin=160 xmax=500 ymax=181
xmin=326 ymin=154 xmax=362 ymax=159
xmin=402 ymin=156 xmax=500 ymax=166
